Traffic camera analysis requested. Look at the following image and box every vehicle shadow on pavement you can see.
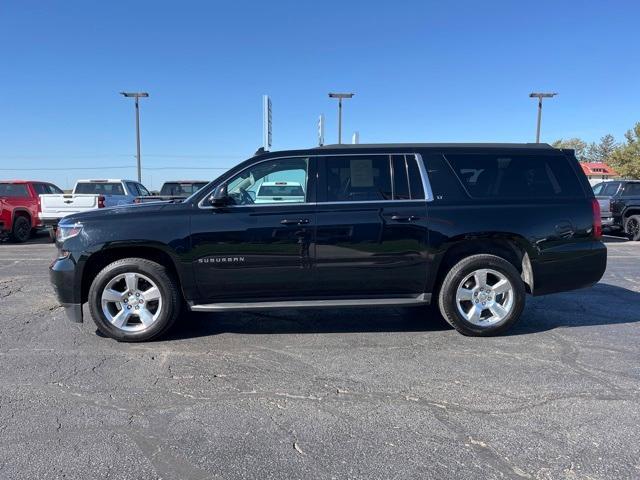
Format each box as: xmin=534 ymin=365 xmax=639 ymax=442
xmin=163 ymin=306 xmax=451 ymax=341
xmin=508 ymin=283 xmax=640 ymax=335
xmin=159 ymin=283 xmax=640 ymax=341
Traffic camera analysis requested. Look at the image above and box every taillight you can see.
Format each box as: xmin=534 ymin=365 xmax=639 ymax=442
xmin=591 ymin=198 xmax=602 ymax=239
xmin=98 ymin=195 xmax=105 ymax=208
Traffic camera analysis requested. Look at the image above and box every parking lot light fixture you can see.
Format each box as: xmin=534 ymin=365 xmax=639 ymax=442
xmin=529 ymin=92 xmax=557 ymax=143
xmin=120 ymin=92 xmax=149 ymax=182
xmin=328 ymin=93 xmax=354 ymax=144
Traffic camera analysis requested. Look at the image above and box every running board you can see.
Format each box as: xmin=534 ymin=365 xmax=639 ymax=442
xmin=190 ymin=294 xmax=431 ymax=312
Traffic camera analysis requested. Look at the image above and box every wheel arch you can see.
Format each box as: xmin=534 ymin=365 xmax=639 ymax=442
xmin=80 ymin=245 xmax=184 ymax=304
xmin=430 ymin=233 xmax=534 ymax=296
xmin=11 ymin=208 xmax=32 ymax=225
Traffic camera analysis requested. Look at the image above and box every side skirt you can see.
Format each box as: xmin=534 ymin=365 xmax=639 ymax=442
xmin=189 ymin=294 xmax=431 ymax=312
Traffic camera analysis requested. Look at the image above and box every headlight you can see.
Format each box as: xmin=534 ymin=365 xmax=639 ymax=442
xmin=56 ymin=223 xmax=83 ymax=243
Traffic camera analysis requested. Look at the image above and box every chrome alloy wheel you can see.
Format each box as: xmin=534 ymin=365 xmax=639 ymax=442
xmin=455 ymin=268 xmax=514 ymax=326
xmin=101 ymin=272 xmax=163 ymax=332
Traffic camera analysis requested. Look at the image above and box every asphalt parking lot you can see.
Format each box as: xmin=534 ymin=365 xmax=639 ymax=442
xmin=1 ymin=235 xmax=639 ymax=480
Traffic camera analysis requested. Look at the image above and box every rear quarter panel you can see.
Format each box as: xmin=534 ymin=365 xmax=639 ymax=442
xmin=421 ymin=150 xmax=605 ymax=296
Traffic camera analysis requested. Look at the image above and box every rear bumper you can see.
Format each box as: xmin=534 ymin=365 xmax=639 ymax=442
xmin=531 ymin=240 xmax=607 ymax=296
xmin=50 ymin=254 xmax=84 ymax=322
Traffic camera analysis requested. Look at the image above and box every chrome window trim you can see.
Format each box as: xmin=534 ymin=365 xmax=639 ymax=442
xmin=414 ymin=153 xmax=434 ymax=202
xmin=198 ymin=152 xmax=435 ymax=209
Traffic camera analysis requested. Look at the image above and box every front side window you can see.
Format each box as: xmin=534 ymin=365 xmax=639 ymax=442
xmin=224 ymin=157 xmax=309 ymax=206
xmin=136 ymin=183 xmax=151 ymax=196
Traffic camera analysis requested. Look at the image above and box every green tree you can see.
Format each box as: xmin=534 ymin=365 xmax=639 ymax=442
xmin=586 ymin=134 xmax=617 ymax=163
xmin=608 ymin=123 xmax=640 ymax=179
xmin=552 ymin=138 xmax=588 ymax=162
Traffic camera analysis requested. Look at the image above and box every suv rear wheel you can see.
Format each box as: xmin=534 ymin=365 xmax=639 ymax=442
xmin=438 ymin=254 xmax=525 ymax=336
xmin=625 ymin=215 xmax=640 ymax=241
xmin=88 ymin=258 xmax=181 ymax=341
xmin=10 ymin=216 xmax=31 ymax=243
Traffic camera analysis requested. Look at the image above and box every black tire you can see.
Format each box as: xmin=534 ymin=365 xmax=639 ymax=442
xmin=624 ymin=215 xmax=640 ymax=241
xmin=10 ymin=216 xmax=31 ymax=243
xmin=88 ymin=258 xmax=181 ymax=342
xmin=438 ymin=254 xmax=526 ymax=336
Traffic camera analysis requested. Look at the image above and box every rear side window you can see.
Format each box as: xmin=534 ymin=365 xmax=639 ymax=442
xmin=324 ymin=155 xmax=393 ymax=202
xmin=0 ymin=183 xmax=29 ymax=197
xmin=444 ymin=154 xmax=584 ymax=198
xmin=76 ymin=182 xmax=125 ymax=195
xmin=322 ymin=154 xmax=424 ymax=202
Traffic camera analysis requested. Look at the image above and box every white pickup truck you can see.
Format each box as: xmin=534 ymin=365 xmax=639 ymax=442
xmin=39 ymin=179 xmax=150 ymax=233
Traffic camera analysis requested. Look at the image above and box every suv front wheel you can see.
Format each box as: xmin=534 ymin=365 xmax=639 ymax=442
xmin=438 ymin=254 xmax=526 ymax=336
xmin=88 ymin=258 xmax=181 ymax=341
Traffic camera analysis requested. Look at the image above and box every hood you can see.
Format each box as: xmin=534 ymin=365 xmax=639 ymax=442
xmin=59 ymin=200 xmax=187 ymax=226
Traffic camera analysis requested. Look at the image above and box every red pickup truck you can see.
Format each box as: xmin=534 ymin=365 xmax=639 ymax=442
xmin=0 ymin=180 xmax=64 ymax=242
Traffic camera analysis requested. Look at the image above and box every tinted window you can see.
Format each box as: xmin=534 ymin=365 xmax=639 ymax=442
xmin=622 ymin=183 xmax=640 ymax=197
xmin=225 ymin=157 xmax=309 ymax=205
xmin=444 ymin=154 xmax=583 ymax=198
xmin=75 ymin=182 xmax=125 ymax=195
xmin=392 ymin=155 xmax=410 ymax=200
xmin=407 ymin=156 xmax=425 ymax=200
xmin=48 ymin=184 xmax=63 ymax=194
xmin=160 ymin=182 xmax=205 ymax=196
xmin=136 ymin=184 xmax=151 ymax=196
xmin=601 ymin=182 xmax=621 ymax=196
xmin=32 ymin=183 xmax=48 ymax=195
xmin=0 ymin=183 xmax=29 ymax=197
xmin=324 ymin=155 xmax=392 ymax=202
xmin=126 ymin=182 xmax=140 ymax=196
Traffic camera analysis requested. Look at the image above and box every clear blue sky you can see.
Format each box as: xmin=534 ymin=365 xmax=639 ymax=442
xmin=1 ymin=0 xmax=638 ymax=189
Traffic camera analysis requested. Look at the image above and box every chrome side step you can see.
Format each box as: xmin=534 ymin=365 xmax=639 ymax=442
xmin=190 ymin=294 xmax=431 ymax=312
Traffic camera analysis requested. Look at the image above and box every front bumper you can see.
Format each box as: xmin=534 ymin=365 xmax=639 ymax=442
xmin=50 ymin=254 xmax=84 ymax=322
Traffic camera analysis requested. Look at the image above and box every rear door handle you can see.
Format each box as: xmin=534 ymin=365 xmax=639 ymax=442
xmin=280 ymin=218 xmax=310 ymax=226
xmin=390 ymin=215 xmax=419 ymax=222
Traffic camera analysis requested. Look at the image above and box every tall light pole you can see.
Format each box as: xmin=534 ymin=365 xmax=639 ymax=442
xmin=120 ymin=91 xmax=149 ymax=182
xmin=329 ymin=92 xmax=354 ymax=144
xmin=529 ymin=92 xmax=557 ymax=143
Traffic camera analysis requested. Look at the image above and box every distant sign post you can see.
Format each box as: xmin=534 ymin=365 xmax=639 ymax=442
xmin=318 ymin=114 xmax=325 ymax=146
xmin=263 ymin=95 xmax=272 ymax=151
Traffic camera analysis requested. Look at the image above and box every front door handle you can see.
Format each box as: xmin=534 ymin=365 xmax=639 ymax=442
xmin=280 ymin=218 xmax=310 ymax=226
xmin=390 ymin=215 xmax=419 ymax=222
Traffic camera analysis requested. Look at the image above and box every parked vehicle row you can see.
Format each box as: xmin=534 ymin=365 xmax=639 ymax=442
xmin=50 ymin=143 xmax=607 ymax=342
xmin=134 ymin=181 xmax=208 ymax=203
xmin=593 ymin=180 xmax=640 ymax=241
xmin=1 ymin=179 xmax=207 ymax=242
xmin=0 ymin=181 xmax=63 ymax=242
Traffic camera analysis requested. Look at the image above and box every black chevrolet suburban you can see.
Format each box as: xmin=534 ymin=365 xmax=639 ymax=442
xmin=50 ymin=143 xmax=607 ymax=341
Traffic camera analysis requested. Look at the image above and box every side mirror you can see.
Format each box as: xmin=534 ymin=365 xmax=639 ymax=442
xmin=208 ymin=184 xmax=229 ymax=207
